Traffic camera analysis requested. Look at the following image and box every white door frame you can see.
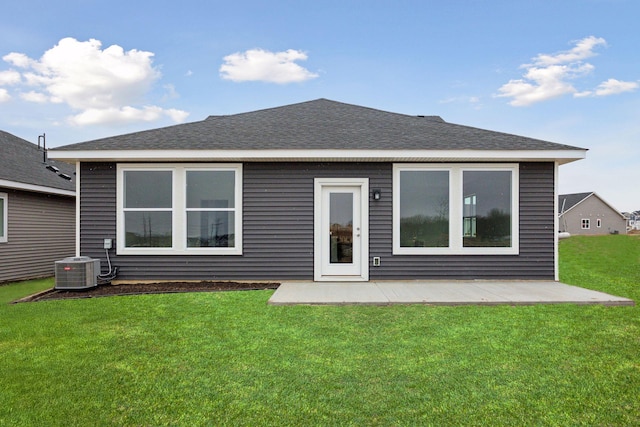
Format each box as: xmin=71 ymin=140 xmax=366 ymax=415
xmin=314 ymin=178 xmax=369 ymax=281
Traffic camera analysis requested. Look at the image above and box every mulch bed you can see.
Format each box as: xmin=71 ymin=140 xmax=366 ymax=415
xmin=17 ymin=281 xmax=280 ymax=303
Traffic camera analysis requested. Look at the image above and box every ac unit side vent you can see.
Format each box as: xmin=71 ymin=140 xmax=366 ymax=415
xmin=55 ymin=257 xmax=100 ymax=290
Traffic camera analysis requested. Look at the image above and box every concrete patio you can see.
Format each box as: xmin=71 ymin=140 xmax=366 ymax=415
xmin=268 ymin=280 xmax=634 ymax=306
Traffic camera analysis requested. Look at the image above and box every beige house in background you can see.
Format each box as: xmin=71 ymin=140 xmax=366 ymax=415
xmin=559 ymin=192 xmax=627 ymax=236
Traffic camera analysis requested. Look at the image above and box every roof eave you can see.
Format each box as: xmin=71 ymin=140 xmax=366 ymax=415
xmin=0 ymin=179 xmax=76 ymax=197
xmin=48 ymin=149 xmax=587 ymax=165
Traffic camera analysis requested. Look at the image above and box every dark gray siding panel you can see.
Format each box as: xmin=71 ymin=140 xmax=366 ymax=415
xmin=79 ymin=163 xmax=117 ymax=275
xmin=0 ymin=188 xmax=75 ymax=283
xmin=79 ymin=161 xmax=555 ymax=281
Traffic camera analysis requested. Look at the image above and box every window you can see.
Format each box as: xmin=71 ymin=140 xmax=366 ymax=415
xmin=0 ymin=192 xmax=7 ymax=243
xmin=582 ymin=218 xmax=590 ymax=229
xmin=393 ymin=164 xmax=519 ymax=255
xmin=462 ymin=170 xmax=513 ymax=248
xmin=123 ymin=170 xmax=173 ymax=248
xmin=596 ymin=218 xmax=602 ymax=228
xmin=117 ymin=164 xmax=242 ymax=255
xmin=398 ymin=169 xmax=450 ymax=248
xmin=186 ymin=170 xmax=236 ymax=248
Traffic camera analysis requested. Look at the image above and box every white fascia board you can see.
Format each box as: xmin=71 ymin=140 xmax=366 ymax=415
xmin=48 ymin=148 xmax=587 ymax=164
xmin=0 ymin=179 xmax=75 ymax=197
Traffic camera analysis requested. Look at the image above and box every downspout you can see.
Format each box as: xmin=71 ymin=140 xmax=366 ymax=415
xmin=75 ymin=162 xmax=81 ymax=257
xmin=554 ymin=162 xmax=560 ymax=282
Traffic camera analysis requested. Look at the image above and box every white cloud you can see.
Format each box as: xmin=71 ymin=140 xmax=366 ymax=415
xmin=220 ymin=48 xmax=319 ymax=83
xmin=497 ymin=64 xmax=589 ymax=106
xmin=533 ymin=36 xmax=606 ymax=66
xmin=496 ymin=36 xmax=636 ymax=106
xmin=68 ymin=105 xmax=189 ymax=126
xmin=20 ymin=90 xmax=49 ymax=103
xmin=0 ymin=69 xmax=20 ymax=85
xmin=0 ymin=88 xmax=10 ymax=103
xmin=1 ymin=37 xmax=188 ymax=125
xmin=594 ymin=78 xmax=639 ymax=96
xmin=164 ymin=108 xmax=190 ymax=123
xmin=3 ymin=52 xmax=34 ymax=68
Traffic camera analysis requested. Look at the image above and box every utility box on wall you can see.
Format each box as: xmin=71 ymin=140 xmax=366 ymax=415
xmin=54 ymin=257 xmax=100 ymax=290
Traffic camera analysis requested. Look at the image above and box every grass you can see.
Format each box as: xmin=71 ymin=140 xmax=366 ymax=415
xmin=0 ymin=235 xmax=638 ymax=426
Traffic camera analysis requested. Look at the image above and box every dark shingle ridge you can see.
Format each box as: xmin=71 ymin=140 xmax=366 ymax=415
xmin=0 ymin=130 xmax=76 ymax=192
xmin=53 ymin=98 xmax=585 ymax=152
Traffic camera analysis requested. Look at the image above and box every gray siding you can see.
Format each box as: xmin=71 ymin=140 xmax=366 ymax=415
xmin=79 ymin=161 xmax=555 ymax=281
xmin=560 ymin=195 xmax=627 ymax=235
xmin=0 ymin=188 xmax=75 ymax=283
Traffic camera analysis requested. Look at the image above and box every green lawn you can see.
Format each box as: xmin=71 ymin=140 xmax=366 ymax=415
xmin=1 ymin=235 xmax=638 ymax=426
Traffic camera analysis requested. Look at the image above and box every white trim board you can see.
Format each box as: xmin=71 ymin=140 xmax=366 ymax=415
xmin=49 ymin=148 xmax=586 ymax=165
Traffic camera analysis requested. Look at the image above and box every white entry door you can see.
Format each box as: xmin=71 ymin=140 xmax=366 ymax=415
xmin=314 ymin=178 xmax=369 ymax=281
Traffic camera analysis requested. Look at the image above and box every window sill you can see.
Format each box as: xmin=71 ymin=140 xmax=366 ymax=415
xmin=117 ymin=247 xmax=243 ymax=256
xmin=393 ymin=247 xmax=519 ymax=256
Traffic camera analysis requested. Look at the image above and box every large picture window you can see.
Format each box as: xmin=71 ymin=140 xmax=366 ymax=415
xmin=393 ymin=164 xmax=519 ymax=255
xmin=117 ymin=164 xmax=242 ymax=255
xmin=0 ymin=192 xmax=7 ymax=243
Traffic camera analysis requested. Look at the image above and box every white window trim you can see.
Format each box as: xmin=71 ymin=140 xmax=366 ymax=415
xmin=0 ymin=192 xmax=7 ymax=243
xmin=393 ymin=163 xmax=519 ymax=255
xmin=581 ymin=218 xmax=590 ymax=229
xmin=596 ymin=218 xmax=602 ymax=228
xmin=117 ymin=163 xmax=242 ymax=255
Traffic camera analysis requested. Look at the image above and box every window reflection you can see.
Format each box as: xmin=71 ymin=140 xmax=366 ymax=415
xmin=186 ymin=171 xmax=236 ymax=248
xmin=462 ymin=171 xmax=512 ymax=247
xmin=330 ymin=193 xmax=353 ymax=263
xmin=124 ymin=211 xmax=172 ymax=247
xmin=123 ymin=171 xmax=173 ymax=247
xmin=399 ymin=170 xmax=449 ymax=247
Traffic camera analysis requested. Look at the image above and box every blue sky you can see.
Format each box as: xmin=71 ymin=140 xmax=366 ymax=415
xmin=1 ymin=0 xmax=638 ymax=211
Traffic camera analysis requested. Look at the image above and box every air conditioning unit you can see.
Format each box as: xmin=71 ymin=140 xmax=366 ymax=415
xmin=55 ymin=257 xmax=100 ymax=290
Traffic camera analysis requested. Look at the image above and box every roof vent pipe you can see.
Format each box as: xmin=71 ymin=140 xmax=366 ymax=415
xmin=38 ymin=133 xmax=46 ymax=163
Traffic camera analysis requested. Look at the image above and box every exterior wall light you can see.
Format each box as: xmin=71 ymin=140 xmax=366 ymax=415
xmin=372 ymin=189 xmax=381 ymax=200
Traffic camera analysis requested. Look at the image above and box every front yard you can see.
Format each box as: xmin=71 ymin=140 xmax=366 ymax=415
xmin=1 ymin=235 xmax=638 ymax=426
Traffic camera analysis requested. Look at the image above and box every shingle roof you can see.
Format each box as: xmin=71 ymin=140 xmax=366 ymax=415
xmin=558 ymin=192 xmax=593 ymax=214
xmin=0 ymin=130 xmax=75 ymax=193
xmin=53 ymin=99 xmax=584 ymax=152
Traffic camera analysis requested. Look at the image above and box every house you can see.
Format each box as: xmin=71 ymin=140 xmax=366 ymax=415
xmin=0 ymin=131 xmax=76 ymax=283
xmin=624 ymin=211 xmax=640 ymax=231
xmin=559 ymin=192 xmax=627 ymax=236
xmin=49 ymin=99 xmax=587 ymax=283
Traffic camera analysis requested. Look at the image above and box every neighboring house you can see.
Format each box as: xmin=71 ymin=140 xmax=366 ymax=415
xmin=559 ymin=192 xmax=627 ymax=236
xmin=625 ymin=211 xmax=640 ymax=231
xmin=49 ymin=99 xmax=587 ymax=283
xmin=0 ymin=131 xmax=76 ymax=283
